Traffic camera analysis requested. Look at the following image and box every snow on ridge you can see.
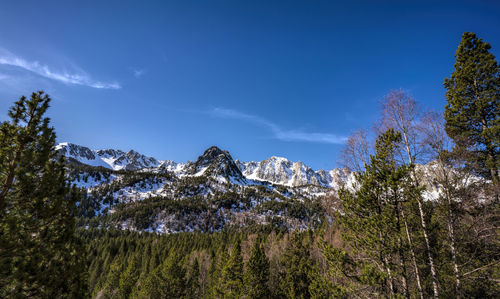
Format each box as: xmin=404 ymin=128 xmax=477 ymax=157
xmin=57 ymin=142 xmax=353 ymax=189
xmin=56 ymin=142 xmax=161 ymax=171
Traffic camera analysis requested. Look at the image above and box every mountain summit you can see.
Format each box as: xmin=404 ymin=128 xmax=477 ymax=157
xmin=55 ymin=142 xmax=354 ymax=188
xmin=55 ymin=142 xmax=160 ymax=170
xmin=186 ymin=146 xmax=245 ymax=182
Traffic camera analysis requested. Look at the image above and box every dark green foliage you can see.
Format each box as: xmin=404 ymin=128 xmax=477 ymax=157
xmin=243 ymin=239 xmax=270 ymax=299
xmin=81 ymin=229 xmax=318 ymax=299
xmin=326 ymin=129 xmax=417 ymax=297
xmin=118 ymin=257 xmax=139 ymax=299
xmin=0 ymin=92 xmax=87 ymax=297
xmin=186 ymin=258 xmax=201 ymax=298
xmin=219 ymin=239 xmax=244 ymax=298
xmin=444 ymin=32 xmax=500 ymax=181
xmin=279 ymin=233 xmax=313 ymax=299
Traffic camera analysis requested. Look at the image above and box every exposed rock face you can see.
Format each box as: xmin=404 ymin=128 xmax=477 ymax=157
xmin=186 ymin=146 xmax=244 ymax=182
xmin=58 ymin=142 xmax=454 ymax=234
xmin=56 ymin=143 xmax=96 ymax=160
xmin=237 ymin=156 xmax=353 ymax=188
xmin=56 ymin=142 xmax=353 ymax=187
xmin=55 ymin=143 xmax=160 ymax=170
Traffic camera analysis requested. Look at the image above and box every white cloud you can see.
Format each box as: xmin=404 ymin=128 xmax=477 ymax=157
xmin=210 ymin=107 xmax=347 ymax=144
xmin=133 ymin=69 xmax=145 ymax=78
xmin=0 ymin=48 xmax=120 ymax=89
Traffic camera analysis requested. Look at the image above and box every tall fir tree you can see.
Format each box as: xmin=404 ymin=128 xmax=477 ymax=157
xmin=209 ymin=245 xmax=228 ymax=298
xmin=280 ymin=233 xmax=313 ymax=299
xmin=118 ymin=256 xmax=139 ymax=299
xmin=219 ymin=239 xmax=243 ymax=299
xmin=160 ymin=252 xmax=187 ymax=298
xmin=186 ymin=257 xmax=201 ymax=299
xmin=0 ymin=91 xmax=87 ymax=297
xmin=444 ymin=32 xmax=499 ymax=182
xmin=243 ymin=239 xmax=270 ymax=299
xmin=327 ymin=129 xmax=418 ymax=298
xmin=133 ymin=251 xmax=186 ymax=298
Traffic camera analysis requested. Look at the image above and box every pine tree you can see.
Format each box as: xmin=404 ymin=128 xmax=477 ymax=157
xmin=0 ymin=91 xmax=87 ymax=297
xmin=444 ymin=32 xmax=500 ymax=182
xmin=186 ymin=257 xmax=200 ymax=298
xmin=327 ymin=129 xmax=416 ymax=298
xmin=133 ymin=266 xmax=163 ymax=299
xmin=118 ymin=257 xmax=139 ymax=299
xmin=160 ymin=251 xmax=187 ymax=298
xmin=101 ymin=258 xmax=123 ymax=297
xmin=243 ymin=239 xmax=270 ymax=299
xmin=219 ymin=239 xmax=243 ymax=298
xmin=208 ymin=245 xmax=228 ymax=298
xmin=133 ymin=251 xmax=186 ymax=299
xmin=280 ymin=233 xmax=312 ymax=299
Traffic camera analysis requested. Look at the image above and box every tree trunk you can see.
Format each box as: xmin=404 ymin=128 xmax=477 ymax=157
xmin=447 ymin=214 xmax=461 ymax=299
xmin=401 ymin=129 xmax=439 ymax=299
xmin=417 ymin=197 xmax=439 ymax=298
xmin=401 ymin=209 xmax=424 ymax=299
xmin=383 ymin=254 xmax=395 ymax=297
xmin=440 ymin=162 xmax=461 ymax=298
xmin=395 ymin=199 xmax=409 ymax=298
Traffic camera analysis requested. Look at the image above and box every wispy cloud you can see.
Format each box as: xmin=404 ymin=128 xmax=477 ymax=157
xmin=133 ymin=68 xmax=145 ymax=78
xmin=0 ymin=48 xmax=120 ymax=89
xmin=210 ymin=107 xmax=347 ymax=144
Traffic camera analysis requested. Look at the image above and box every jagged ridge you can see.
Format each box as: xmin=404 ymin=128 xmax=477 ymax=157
xmin=56 ymin=142 xmax=352 ymax=188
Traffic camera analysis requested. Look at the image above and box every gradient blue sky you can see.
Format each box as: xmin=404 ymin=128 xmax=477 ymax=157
xmin=1 ymin=0 xmax=499 ymax=169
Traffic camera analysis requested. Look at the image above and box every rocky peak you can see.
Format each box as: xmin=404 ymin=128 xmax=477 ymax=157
xmin=55 ymin=142 xmax=96 ymax=160
xmin=195 ymin=146 xmax=229 ymax=167
xmin=56 ymin=142 xmax=160 ymax=171
xmin=187 ymin=146 xmax=244 ymax=181
xmin=96 ymin=148 xmax=125 ymax=158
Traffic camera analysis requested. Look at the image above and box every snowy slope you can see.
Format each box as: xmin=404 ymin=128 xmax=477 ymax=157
xmin=236 ymin=156 xmax=355 ymax=188
xmin=57 ymin=142 xmax=355 ymax=189
xmin=56 ymin=142 xmax=160 ymax=171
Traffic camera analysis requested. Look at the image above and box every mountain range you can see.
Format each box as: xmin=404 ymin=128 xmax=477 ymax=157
xmin=55 ymin=142 xmax=354 ymax=189
xmin=57 ymin=142 xmax=445 ymax=234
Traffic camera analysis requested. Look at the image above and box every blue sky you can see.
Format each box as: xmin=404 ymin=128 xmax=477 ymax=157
xmin=0 ymin=0 xmax=499 ymax=170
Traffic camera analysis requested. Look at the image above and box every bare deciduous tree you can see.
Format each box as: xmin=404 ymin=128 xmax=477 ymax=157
xmin=378 ymin=90 xmax=438 ymax=299
xmin=339 ymin=128 xmax=371 ymax=172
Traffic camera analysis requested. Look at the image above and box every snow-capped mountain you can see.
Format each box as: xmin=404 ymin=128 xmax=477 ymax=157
xmin=236 ymin=157 xmax=354 ymax=188
xmin=55 ymin=142 xmax=160 ymax=171
xmin=60 ymin=142 xmax=335 ymax=233
xmin=57 ymin=142 xmax=474 ymax=234
xmin=56 ymin=142 xmax=350 ymax=188
xmin=185 ymin=146 xmax=244 ymax=180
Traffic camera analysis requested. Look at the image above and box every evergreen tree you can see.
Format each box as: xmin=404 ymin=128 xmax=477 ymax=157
xmin=133 ymin=251 xmax=186 ymax=299
xmin=118 ymin=257 xmax=139 ymax=299
xmin=243 ymin=239 xmax=270 ymax=299
xmin=219 ymin=239 xmax=243 ymax=298
xmin=326 ymin=129 xmax=417 ymax=298
xmin=444 ymin=32 xmax=500 ymax=182
xmin=280 ymin=233 xmax=313 ymax=299
xmin=186 ymin=257 xmax=200 ymax=298
xmin=100 ymin=258 xmax=123 ymax=297
xmin=307 ymin=262 xmax=340 ymax=299
xmin=208 ymin=245 xmax=228 ymax=298
xmin=160 ymin=252 xmax=187 ymax=298
xmin=0 ymin=91 xmax=87 ymax=297
xmin=133 ymin=266 xmax=163 ymax=299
